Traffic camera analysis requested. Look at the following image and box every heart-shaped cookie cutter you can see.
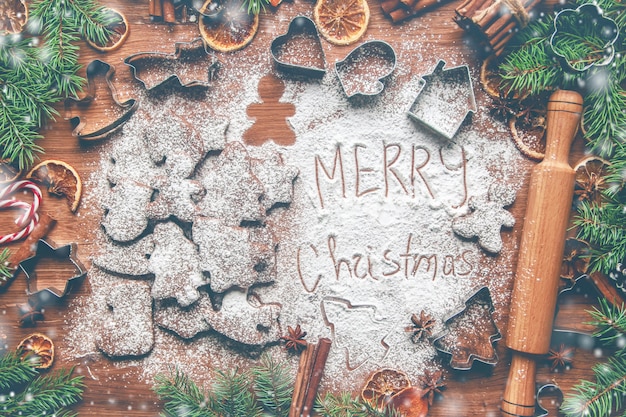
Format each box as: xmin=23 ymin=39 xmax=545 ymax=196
xmin=13 ymin=239 xmax=87 ymax=306
xmin=271 ymin=16 xmax=327 ymax=79
xmin=335 ymin=40 xmax=397 ymax=98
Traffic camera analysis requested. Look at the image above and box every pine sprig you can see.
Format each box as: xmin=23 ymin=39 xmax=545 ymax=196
xmin=0 ymin=248 xmax=12 ymax=282
xmin=561 ymin=301 xmax=626 ymax=417
xmin=0 ymin=350 xmax=38 ymax=391
xmin=243 ymin=0 xmax=270 ymax=15
xmin=0 ymin=0 xmax=118 ymax=170
xmin=153 ymin=368 xmax=216 ymax=417
xmin=212 ymin=369 xmax=261 ymax=417
xmin=315 ymin=392 xmax=404 ymax=417
xmin=251 ymin=353 xmax=293 ymax=417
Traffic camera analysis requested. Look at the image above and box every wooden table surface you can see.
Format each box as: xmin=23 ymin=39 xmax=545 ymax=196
xmin=0 ymin=0 xmax=615 ymax=416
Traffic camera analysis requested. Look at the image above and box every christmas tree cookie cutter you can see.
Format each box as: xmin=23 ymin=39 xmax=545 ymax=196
xmin=407 ymin=60 xmax=477 ymax=140
xmin=432 ymin=286 xmax=501 ymax=370
xmin=271 ymin=16 xmax=327 ymax=79
xmin=64 ymin=60 xmax=139 ymax=141
xmin=124 ymin=37 xmax=220 ymax=90
xmin=335 ymin=40 xmax=397 ymax=98
xmin=550 ymin=4 xmax=619 ymax=72
xmin=13 ymin=239 xmax=87 ymax=306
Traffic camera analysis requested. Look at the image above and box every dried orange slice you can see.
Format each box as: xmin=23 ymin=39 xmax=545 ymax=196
xmin=362 ymin=368 xmax=411 ymax=408
xmin=0 ymin=158 xmax=21 ymax=184
xmin=86 ymin=8 xmax=130 ymax=52
xmin=313 ymin=0 xmax=370 ymax=46
xmin=509 ymin=111 xmax=546 ymax=161
xmin=0 ymin=0 xmax=28 ymax=34
xmin=574 ymin=156 xmax=610 ymax=204
xmin=387 ymin=387 xmax=429 ymax=417
xmin=27 ymin=160 xmax=82 ymax=212
xmin=480 ymin=56 xmax=528 ymax=101
xmin=18 ymin=333 xmax=54 ymax=369
xmin=198 ymin=0 xmax=259 ymax=52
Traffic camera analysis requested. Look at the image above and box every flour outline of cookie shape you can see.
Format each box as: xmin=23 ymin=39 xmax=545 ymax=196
xmin=251 ymin=152 xmax=299 ymax=212
xmin=92 ymin=235 xmax=154 ymax=276
xmin=197 ymin=141 xmax=265 ymax=226
xmin=146 ymin=176 xmax=204 ymax=223
xmin=101 ymin=179 xmax=153 ymax=242
xmin=321 ymin=297 xmax=391 ymax=371
xmin=149 ymin=222 xmax=209 ymax=307
xmin=205 ymin=289 xmax=282 ymax=346
xmin=193 ymin=216 xmax=276 ymax=293
xmin=451 ymin=182 xmax=516 ymax=254
xmin=96 ymin=280 xmax=154 ymax=357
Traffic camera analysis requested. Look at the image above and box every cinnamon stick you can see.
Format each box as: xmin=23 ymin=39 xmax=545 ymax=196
xmin=163 ymin=0 xmax=176 ymax=23
xmin=587 ymin=271 xmax=625 ymax=308
xmin=289 ymin=343 xmax=316 ymax=417
xmin=301 ymin=338 xmax=332 ymax=417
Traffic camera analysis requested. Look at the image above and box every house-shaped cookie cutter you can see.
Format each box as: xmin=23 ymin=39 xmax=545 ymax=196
xmin=407 ymin=60 xmax=477 ymax=140
xmin=271 ymin=16 xmax=327 ymax=79
xmin=335 ymin=40 xmax=397 ymax=98
xmin=13 ymin=239 xmax=87 ymax=306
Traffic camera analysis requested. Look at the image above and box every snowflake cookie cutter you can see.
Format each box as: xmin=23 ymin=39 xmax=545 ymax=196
xmin=535 ymin=383 xmax=563 ymax=417
xmin=335 ymin=40 xmax=397 ymax=98
xmin=124 ymin=37 xmax=220 ymax=90
xmin=271 ymin=16 xmax=327 ymax=79
xmin=65 ymin=60 xmax=139 ymax=141
xmin=432 ymin=286 xmax=501 ymax=370
xmin=550 ymin=4 xmax=619 ymax=72
xmin=407 ymin=60 xmax=476 ymax=140
xmin=13 ymin=239 xmax=87 ymax=306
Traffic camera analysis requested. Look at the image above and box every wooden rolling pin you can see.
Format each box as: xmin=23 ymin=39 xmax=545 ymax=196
xmin=501 ymin=89 xmax=583 ymax=417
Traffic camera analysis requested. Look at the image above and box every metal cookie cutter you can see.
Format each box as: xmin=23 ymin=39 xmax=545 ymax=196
xmin=432 ymin=286 xmax=501 ymax=370
xmin=13 ymin=239 xmax=87 ymax=306
xmin=335 ymin=40 xmax=397 ymax=98
xmin=271 ymin=16 xmax=326 ymax=79
xmin=407 ymin=60 xmax=477 ymax=140
xmin=65 ymin=60 xmax=139 ymax=141
xmin=124 ymin=37 xmax=219 ymax=90
xmin=550 ymin=4 xmax=619 ymax=72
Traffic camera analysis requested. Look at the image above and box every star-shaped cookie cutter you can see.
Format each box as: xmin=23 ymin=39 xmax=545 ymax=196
xmin=13 ymin=239 xmax=87 ymax=306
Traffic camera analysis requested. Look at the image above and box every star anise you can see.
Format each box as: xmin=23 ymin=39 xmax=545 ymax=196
xmin=406 ymin=311 xmax=436 ymax=343
xmin=281 ymin=325 xmax=307 ymax=353
xmin=418 ymin=369 xmax=445 ymax=406
xmin=17 ymin=302 xmax=44 ymax=327
xmin=490 ymin=93 xmax=519 ymax=120
xmin=547 ymin=344 xmax=574 ymax=372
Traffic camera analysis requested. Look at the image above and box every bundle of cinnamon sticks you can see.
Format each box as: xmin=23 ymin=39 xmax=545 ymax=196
xmin=454 ymin=0 xmax=543 ymax=56
xmin=380 ymin=0 xmax=454 ymax=23
xmin=149 ymin=0 xmax=178 ymax=23
xmin=289 ymin=338 xmax=332 ymax=417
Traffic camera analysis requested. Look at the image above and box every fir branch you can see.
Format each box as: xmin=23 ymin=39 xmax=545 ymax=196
xmin=560 ymin=356 xmax=626 ymax=417
xmin=588 ymin=298 xmax=626 ymax=349
xmin=0 ymin=366 xmax=84 ymax=417
xmin=212 ymin=369 xmax=261 ymax=417
xmin=0 ymin=248 xmax=12 ymax=282
xmin=153 ymin=368 xmax=216 ymax=417
xmin=243 ymin=0 xmax=270 ymax=15
xmin=251 ymin=353 xmax=293 ymax=417
xmin=0 ymin=350 xmax=38 ymax=392
xmin=315 ymin=392 xmax=404 ymax=417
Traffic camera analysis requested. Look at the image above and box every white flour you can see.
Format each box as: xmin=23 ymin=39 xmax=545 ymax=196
xmin=64 ymin=16 xmax=526 ymax=394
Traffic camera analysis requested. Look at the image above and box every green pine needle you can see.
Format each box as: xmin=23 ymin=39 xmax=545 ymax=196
xmin=0 ymin=350 xmax=38 ymax=391
xmin=243 ymin=0 xmax=269 ymax=15
xmin=251 ymin=353 xmax=293 ymax=417
xmin=0 ymin=248 xmax=12 ymax=282
xmin=153 ymin=368 xmax=216 ymax=417
xmin=212 ymin=369 xmax=261 ymax=417
xmin=315 ymin=392 xmax=404 ymax=417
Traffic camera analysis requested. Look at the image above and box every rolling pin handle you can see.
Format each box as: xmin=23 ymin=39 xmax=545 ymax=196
xmin=501 ymin=353 xmax=538 ymax=417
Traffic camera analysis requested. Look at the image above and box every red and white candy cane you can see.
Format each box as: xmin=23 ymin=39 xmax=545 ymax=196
xmin=0 ymin=200 xmax=40 ymax=244
xmin=0 ymin=180 xmax=42 ymax=244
